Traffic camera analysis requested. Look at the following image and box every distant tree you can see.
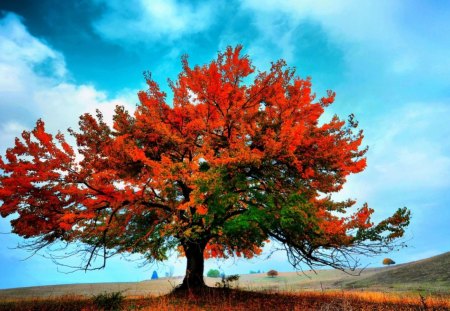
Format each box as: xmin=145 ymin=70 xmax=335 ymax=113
xmin=267 ymin=270 xmax=278 ymax=278
xmin=207 ymin=269 xmax=221 ymax=278
xmin=151 ymin=270 xmax=159 ymax=280
xmin=382 ymin=258 xmax=396 ymax=265
xmin=165 ymin=266 xmax=174 ymax=278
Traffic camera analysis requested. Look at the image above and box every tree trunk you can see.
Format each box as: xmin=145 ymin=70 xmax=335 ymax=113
xmin=178 ymin=240 xmax=207 ymax=290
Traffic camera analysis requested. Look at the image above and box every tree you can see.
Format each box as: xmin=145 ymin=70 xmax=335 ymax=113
xmin=382 ymin=258 xmax=396 ymax=265
xmin=0 ymin=46 xmax=410 ymax=291
xmin=267 ymin=270 xmax=278 ymax=278
xmin=151 ymin=270 xmax=159 ymax=280
xmin=206 ymin=269 xmax=221 ymax=278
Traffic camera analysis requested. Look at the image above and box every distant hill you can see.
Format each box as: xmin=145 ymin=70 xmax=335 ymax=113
xmin=342 ymin=252 xmax=450 ymax=292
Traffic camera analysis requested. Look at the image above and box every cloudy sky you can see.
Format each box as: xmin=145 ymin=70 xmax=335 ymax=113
xmin=0 ymin=1 xmax=449 ymax=289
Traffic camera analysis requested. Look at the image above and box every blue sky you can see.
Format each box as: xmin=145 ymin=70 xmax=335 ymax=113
xmin=0 ymin=0 xmax=449 ymax=289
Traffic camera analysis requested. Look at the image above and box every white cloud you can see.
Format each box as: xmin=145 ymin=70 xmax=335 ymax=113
xmin=242 ymin=0 xmax=399 ymax=43
xmin=93 ymin=0 xmax=217 ymax=43
xmin=0 ymin=121 xmax=28 ymax=154
xmin=368 ymin=103 xmax=450 ymax=190
xmin=0 ymin=12 xmax=143 ymax=285
xmin=240 ymin=1 xmax=450 ymax=213
xmin=0 ymin=13 xmax=135 ymax=152
xmin=334 ymin=102 xmax=450 ymax=207
xmin=241 ymin=0 xmax=395 ymax=64
xmin=0 ymin=13 xmax=66 ymax=78
xmin=241 ymin=1 xmax=450 ymax=79
xmin=33 ymin=83 xmax=133 ymax=133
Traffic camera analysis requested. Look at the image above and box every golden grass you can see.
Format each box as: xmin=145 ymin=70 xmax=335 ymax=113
xmin=292 ymin=290 xmax=450 ymax=309
xmin=1 ymin=289 xmax=448 ymax=311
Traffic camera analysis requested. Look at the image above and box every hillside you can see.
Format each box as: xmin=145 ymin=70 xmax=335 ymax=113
xmin=0 ymin=252 xmax=449 ymax=300
xmin=341 ymin=252 xmax=450 ymax=292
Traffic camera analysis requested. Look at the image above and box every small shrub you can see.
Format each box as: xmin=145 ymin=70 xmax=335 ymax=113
xmin=267 ymin=269 xmax=278 ymax=278
xmin=92 ymin=291 xmax=124 ymax=311
xmin=207 ymin=268 xmax=221 ymax=278
xmin=215 ymin=274 xmax=240 ymax=289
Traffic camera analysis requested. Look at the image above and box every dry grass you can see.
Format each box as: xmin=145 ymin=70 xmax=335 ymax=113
xmin=0 ymin=278 xmax=183 ymax=299
xmin=0 ymin=289 xmax=448 ymax=311
xmin=0 ymin=270 xmax=399 ymax=300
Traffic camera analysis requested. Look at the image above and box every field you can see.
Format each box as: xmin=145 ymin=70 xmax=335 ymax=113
xmin=0 ymin=288 xmax=448 ymax=311
xmin=0 ymin=252 xmax=449 ymax=310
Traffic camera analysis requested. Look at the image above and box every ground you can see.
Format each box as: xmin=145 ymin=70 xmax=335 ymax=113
xmin=0 ymin=252 xmax=449 ymax=310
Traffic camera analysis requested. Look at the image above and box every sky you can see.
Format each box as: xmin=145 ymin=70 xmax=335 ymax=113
xmin=0 ymin=0 xmax=449 ymax=289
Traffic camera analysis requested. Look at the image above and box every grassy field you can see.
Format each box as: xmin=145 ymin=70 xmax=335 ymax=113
xmin=0 ymin=252 xmax=448 ymax=310
xmin=0 ymin=269 xmax=392 ymax=300
xmin=0 ymin=288 xmax=449 ymax=310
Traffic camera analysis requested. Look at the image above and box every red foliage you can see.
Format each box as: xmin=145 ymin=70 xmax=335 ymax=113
xmin=0 ymin=46 xmax=409 ymax=272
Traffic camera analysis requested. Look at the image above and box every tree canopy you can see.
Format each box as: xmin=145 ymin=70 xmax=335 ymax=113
xmin=0 ymin=46 xmax=410 ymax=289
xmin=207 ymin=269 xmax=221 ymax=278
xmin=267 ymin=270 xmax=278 ymax=278
xmin=382 ymin=258 xmax=396 ymax=265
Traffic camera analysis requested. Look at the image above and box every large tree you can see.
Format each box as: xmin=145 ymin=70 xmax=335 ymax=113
xmin=0 ymin=46 xmax=409 ymax=290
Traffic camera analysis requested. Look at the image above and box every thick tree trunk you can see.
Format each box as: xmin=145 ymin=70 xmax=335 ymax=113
xmin=178 ymin=240 xmax=207 ymax=290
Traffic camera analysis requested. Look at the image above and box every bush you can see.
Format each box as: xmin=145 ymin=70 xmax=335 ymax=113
xmin=92 ymin=291 xmax=124 ymax=311
xmin=215 ymin=274 xmax=240 ymax=289
xmin=382 ymin=258 xmax=396 ymax=265
xmin=207 ymin=268 xmax=221 ymax=278
xmin=267 ymin=269 xmax=278 ymax=278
